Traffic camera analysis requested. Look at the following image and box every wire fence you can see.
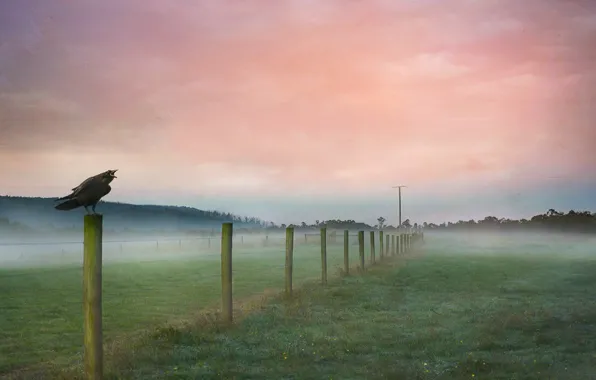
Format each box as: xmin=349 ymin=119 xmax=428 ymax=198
xmin=0 ymin=230 xmax=391 ymax=268
xmin=0 ymin=226 xmax=422 ymax=377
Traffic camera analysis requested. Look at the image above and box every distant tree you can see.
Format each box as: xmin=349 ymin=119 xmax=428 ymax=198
xmin=377 ymin=216 xmax=386 ymax=229
xmin=415 ymin=208 xmax=596 ymax=233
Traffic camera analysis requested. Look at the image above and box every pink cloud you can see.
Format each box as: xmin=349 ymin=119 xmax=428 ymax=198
xmin=1 ymin=0 xmax=595 ymax=207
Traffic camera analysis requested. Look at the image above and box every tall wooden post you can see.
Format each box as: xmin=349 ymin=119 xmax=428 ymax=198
xmin=369 ymin=231 xmax=375 ymax=264
xmin=320 ymin=227 xmax=327 ymax=285
xmin=221 ymin=223 xmax=233 ymax=323
xmin=343 ymin=230 xmax=349 ymax=275
xmin=401 ymin=234 xmax=405 ymax=253
xmin=358 ymin=231 xmax=365 ymax=272
xmin=285 ymin=226 xmax=294 ymax=296
xmin=379 ymin=231 xmax=384 ymax=259
xmin=385 ymin=234 xmax=390 ymax=256
xmin=83 ymin=215 xmax=103 ymax=380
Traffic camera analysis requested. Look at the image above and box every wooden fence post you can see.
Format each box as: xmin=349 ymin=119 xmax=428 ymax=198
xmin=385 ymin=234 xmax=390 ymax=256
xmin=399 ymin=234 xmax=403 ymax=254
xmin=391 ymin=234 xmax=395 ymax=256
xmin=285 ymin=226 xmax=294 ymax=296
xmin=83 ymin=214 xmax=103 ymax=380
xmin=343 ymin=230 xmax=349 ymax=275
xmin=320 ymin=227 xmax=327 ymax=285
xmin=404 ymin=234 xmax=408 ymax=252
xmin=358 ymin=231 xmax=365 ymax=272
xmin=403 ymin=234 xmax=407 ymax=253
xmin=369 ymin=231 xmax=375 ymax=264
xmin=221 ymin=223 xmax=233 ymax=323
xmin=379 ymin=231 xmax=384 ymax=259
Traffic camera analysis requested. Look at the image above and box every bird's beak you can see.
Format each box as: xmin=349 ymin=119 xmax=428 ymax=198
xmin=112 ymin=169 xmax=118 ymax=178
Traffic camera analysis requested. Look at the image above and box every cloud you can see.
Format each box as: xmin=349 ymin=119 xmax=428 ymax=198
xmin=0 ymin=0 xmax=595 ymax=222
xmin=387 ymin=53 xmax=470 ymax=80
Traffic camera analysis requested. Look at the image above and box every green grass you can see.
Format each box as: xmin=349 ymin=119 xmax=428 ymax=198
xmin=0 ymin=241 xmax=367 ymax=375
xmin=4 ymin=233 xmax=596 ymax=379
xmin=105 ymin=246 xmax=594 ymax=379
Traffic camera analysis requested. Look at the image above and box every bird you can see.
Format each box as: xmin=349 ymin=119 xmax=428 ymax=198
xmin=54 ymin=170 xmax=118 ymax=214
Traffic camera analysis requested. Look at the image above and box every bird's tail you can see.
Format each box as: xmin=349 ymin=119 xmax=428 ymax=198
xmin=55 ymin=193 xmax=73 ymax=201
xmin=54 ymin=198 xmax=81 ymax=211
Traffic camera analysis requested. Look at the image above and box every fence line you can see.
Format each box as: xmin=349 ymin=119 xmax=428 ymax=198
xmin=3 ymin=218 xmax=424 ymax=380
xmin=1 ymin=227 xmax=423 ymax=248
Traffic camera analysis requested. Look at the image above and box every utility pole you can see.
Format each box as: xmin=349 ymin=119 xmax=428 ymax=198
xmin=392 ymin=185 xmax=406 ymax=229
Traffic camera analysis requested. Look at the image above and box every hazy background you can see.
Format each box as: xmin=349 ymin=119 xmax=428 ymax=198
xmin=1 ymin=0 xmax=595 ymax=225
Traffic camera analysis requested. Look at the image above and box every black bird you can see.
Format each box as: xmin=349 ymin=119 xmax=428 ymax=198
xmin=54 ymin=170 xmax=118 ymax=214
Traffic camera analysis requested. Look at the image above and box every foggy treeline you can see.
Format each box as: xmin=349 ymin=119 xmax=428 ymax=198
xmin=2 ymin=196 xmax=596 ymax=237
xmin=420 ymin=209 xmax=596 ymax=234
xmin=0 ymin=196 xmax=271 ymax=237
xmin=248 ymin=209 xmax=596 ymax=235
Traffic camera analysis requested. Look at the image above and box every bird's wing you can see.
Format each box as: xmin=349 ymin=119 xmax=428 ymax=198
xmin=71 ymin=175 xmax=103 ymax=196
xmin=71 ymin=172 xmax=106 ymax=193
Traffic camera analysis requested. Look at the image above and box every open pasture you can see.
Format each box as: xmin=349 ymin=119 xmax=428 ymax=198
xmin=3 ymin=230 xmax=595 ymax=379
xmin=16 ymin=230 xmax=596 ymax=379
xmin=113 ymin=231 xmax=594 ymax=380
xmin=0 ymin=232 xmax=370 ymax=374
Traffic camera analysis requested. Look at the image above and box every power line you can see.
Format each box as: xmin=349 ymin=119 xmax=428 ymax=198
xmin=392 ymin=185 xmax=406 ymax=229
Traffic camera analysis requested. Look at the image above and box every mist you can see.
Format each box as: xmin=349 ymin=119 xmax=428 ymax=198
xmin=0 ymin=231 xmax=280 ymax=269
xmin=3 ymin=219 xmax=595 ymax=270
xmin=422 ymin=229 xmax=596 ymax=259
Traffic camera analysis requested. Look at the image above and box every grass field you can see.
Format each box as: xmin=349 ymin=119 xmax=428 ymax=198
xmin=3 ymin=232 xmax=596 ymax=379
xmin=0 ymin=237 xmax=368 ymax=376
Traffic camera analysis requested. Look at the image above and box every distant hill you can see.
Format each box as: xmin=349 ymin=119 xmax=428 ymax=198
xmin=0 ymin=196 xmax=266 ymax=234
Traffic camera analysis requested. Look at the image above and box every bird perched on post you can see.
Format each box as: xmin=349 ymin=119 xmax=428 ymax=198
xmin=54 ymin=170 xmax=118 ymax=214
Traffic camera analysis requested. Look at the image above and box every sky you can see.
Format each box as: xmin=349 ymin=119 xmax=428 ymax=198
xmin=1 ymin=0 xmax=595 ymax=225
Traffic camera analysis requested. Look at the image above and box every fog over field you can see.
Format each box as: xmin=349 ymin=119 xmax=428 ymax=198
xmin=0 ymin=232 xmax=272 ymax=268
xmin=424 ymin=230 xmax=596 ymax=258
xmin=2 ymin=225 xmax=595 ymax=270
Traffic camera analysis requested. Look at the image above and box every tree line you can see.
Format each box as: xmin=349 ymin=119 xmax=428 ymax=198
xmin=1 ymin=195 xmax=595 ymax=235
xmin=260 ymin=209 xmax=596 ymax=234
xmin=419 ymin=209 xmax=596 ymax=233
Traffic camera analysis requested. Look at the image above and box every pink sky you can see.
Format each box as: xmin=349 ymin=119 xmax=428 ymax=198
xmin=1 ymin=0 xmax=595 ymax=224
